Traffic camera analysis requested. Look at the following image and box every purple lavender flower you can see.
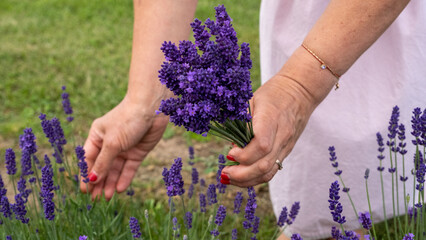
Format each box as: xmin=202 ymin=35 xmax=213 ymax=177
xmin=12 ymin=180 xmax=29 ymax=224
xmin=232 ymin=228 xmax=238 ymax=240
xmin=127 ymin=188 xmax=135 ymax=197
xmin=243 ymin=187 xmax=257 ymax=229
xmin=416 ymin=152 xmax=425 ymax=191
xmin=40 ymin=158 xmax=55 ymax=221
xmin=0 ymin=175 xmax=6 ymax=198
xmin=364 ymin=169 xmax=370 ymax=179
xmin=411 ymin=108 xmax=423 ymax=145
xmin=329 ymin=146 xmax=343 ymax=176
xmin=79 ymin=236 xmax=88 ymax=240
xmin=329 ymin=181 xmax=346 ymax=224
xmin=277 ymin=206 xmax=288 ymax=227
xmin=207 ymin=184 xmax=217 ymax=205
xmin=251 ymin=215 xmax=260 ymax=235
xmin=5 ymin=148 xmax=17 ymax=176
xmin=191 ymin=167 xmax=199 ymax=185
xmin=343 ymin=187 xmax=350 ymax=193
xmin=129 ymin=217 xmax=142 ymax=239
xmin=61 ymin=86 xmax=74 ymax=122
xmin=188 ymin=146 xmax=194 ymax=165
xmin=87 ymin=204 xmax=92 ymax=211
xmin=158 ymin=5 xmax=253 ymax=135
xmin=286 ymin=202 xmax=301 ymax=225
xmin=75 ymin=146 xmax=89 ymax=183
xmin=217 ymin=154 xmax=227 ymax=193
xmin=199 ymin=193 xmax=206 ymax=213
xmin=39 ymin=114 xmax=67 ymax=164
xmin=185 ymin=211 xmax=193 ymax=229
xmin=291 ymin=234 xmax=303 ymax=240
xmin=215 ymin=205 xmax=226 ymax=226
xmin=19 ymin=128 xmax=37 ymax=176
xmin=387 ymin=106 xmax=400 ymax=151
xmin=398 ymin=124 xmax=407 ymax=155
xmin=200 ymin=178 xmax=206 ymax=187
xmin=162 ymin=158 xmax=185 ymax=197
xmin=210 ymin=229 xmax=220 ymax=237
xmin=403 ymin=233 xmax=415 ymax=240
xmin=358 ymin=211 xmax=372 ymax=230
xmin=233 ymin=191 xmax=243 ymax=214
xmin=6 ymin=236 xmax=12 ymax=240
xmin=1 ymin=195 xmax=12 ymax=219
xmin=188 ymin=184 xmax=194 ymax=199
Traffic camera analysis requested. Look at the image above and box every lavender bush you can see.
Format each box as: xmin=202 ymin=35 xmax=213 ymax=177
xmin=0 ymin=85 xmax=299 ymax=239
xmin=328 ymin=106 xmax=426 ymax=239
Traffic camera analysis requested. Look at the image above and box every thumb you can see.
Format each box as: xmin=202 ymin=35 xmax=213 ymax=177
xmin=87 ymin=137 xmax=122 ymax=184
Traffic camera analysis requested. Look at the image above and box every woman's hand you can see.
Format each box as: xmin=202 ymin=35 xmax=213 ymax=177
xmin=221 ymin=75 xmax=316 ymax=187
xmin=80 ymin=96 xmax=169 ymax=200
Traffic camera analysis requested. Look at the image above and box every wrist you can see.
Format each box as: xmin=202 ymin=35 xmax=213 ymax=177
xmin=276 ymin=45 xmax=338 ymax=106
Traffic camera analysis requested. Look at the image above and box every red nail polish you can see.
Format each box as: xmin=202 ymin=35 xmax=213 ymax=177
xmin=88 ymin=172 xmax=97 ymax=182
xmin=226 ymin=155 xmax=236 ymax=162
xmin=220 ymin=174 xmax=230 ymax=185
xmin=221 ymin=173 xmax=230 ymax=182
xmin=231 ymin=142 xmax=236 ymax=147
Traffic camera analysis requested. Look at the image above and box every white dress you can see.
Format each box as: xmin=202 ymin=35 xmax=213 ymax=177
xmin=260 ymin=1 xmax=426 ymax=239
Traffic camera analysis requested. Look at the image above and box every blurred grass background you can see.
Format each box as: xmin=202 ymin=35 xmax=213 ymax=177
xmin=0 ymin=0 xmax=261 ymax=142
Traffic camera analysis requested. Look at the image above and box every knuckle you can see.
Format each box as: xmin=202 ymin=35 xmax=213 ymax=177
xmin=257 ymin=138 xmax=272 ymax=154
xmin=261 ymin=171 xmax=275 ymax=183
xmin=257 ymin=160 xmax=271 ymax=174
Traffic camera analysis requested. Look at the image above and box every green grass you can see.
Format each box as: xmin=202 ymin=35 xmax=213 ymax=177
xmin=0 ymin=0 xmax=261 ymax=140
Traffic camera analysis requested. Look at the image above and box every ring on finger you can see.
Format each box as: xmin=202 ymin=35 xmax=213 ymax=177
xmin=275 ymin=159 xmax=283 ymax=170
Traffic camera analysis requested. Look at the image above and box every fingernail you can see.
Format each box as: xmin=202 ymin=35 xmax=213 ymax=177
xmin=88 ymin=172 xmax=98 ymax=182
xmin=226 ymin=155 xmax=236 ymax=162
xmin=220 ymin=173 xmax=230 ymax=184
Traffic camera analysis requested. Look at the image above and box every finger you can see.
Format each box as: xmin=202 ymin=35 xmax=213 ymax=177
xmin=228 ymin=148 xmax=289 ymax=187
xmin=222 ymin=128 xmax=291 ymax=186
xmin=103 ymin=156 xmax=126 ymax=200
xmin=88 ymin=134 xmax=122 ymax=185
xmin=227 ymin=107 xmax=278 ymax=166
xmin=91 ymin=178 xmax=106 ymax=201
xmin=116 ymin=159 xmax=142 ymax=193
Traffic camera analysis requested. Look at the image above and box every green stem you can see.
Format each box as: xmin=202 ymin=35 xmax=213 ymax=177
xmin=365 ymin=178 xmax=377 ymax=240
xmin=379 ymin=168 xmax=391 ymax=239
xmin=389 ymin=147 xmax=398 ymax=240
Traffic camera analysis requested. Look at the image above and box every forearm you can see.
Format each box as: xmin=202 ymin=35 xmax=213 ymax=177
xmin=278 ymin=0 xmax=410 ymax=106
xmin=126 ymin=0 xmax=198 ymax=109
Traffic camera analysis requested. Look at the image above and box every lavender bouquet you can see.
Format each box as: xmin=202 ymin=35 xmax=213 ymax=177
xmin=157 ymin=5 xmax=254 ymax=164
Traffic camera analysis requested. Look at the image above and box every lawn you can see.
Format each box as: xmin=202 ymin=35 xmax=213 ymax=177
xmin=0 ymin=0 xmax=261 ymax=140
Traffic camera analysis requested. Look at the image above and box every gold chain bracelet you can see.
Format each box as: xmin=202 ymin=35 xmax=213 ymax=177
xmin=301 ymin=43 xmax=341 ymax=90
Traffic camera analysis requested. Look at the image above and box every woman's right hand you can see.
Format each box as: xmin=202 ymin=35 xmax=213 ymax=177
xmin=79 ymin=96 xmax=169 ymax=200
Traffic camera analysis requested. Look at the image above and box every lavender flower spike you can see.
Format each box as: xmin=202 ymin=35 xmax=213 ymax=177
xmin=129 ymin=217 xmax=142 ymax=239
xmin=185 ymin=211 xmax=193 ymax=229
xmin=328 ymin=181 xmax=346 ymax=224
xmin=243 ymin=186 xmax=257 ymax=229
xmin=79 ymin=236 xmax=88 ymax=240
xmin=19 ymin=128 xmax=37 ymax=176
xmin=358 ymin=211 xmax=372 ymax=230
xmin=40 ymin=157 xmax=55 ymax=221
xmin=233 ymin=191 xmax=243 ymax=214
xmin=402 ymin=233 xmax=415 ymax=240
xmin=291 ymin=234 xmax=303 ymax=240
xmin=162 ymin=158 xmax=185 ymax=197
xmin=199 ymin=193 xmax=206 ymax=213
xmin=76 ymin=146 xmax=89 ymax=183
xmin=277 ymin=206 xmax=288 ymax=227
xmin=61 ymin=85 xmax=74 ymax=122
xmin=207 ymin=184 xmax=217 ymax=205
xmin=5 ymin=148 xmax=17 ymax=176
xmin=286 ymin=201 xmax=301 ymax=225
